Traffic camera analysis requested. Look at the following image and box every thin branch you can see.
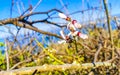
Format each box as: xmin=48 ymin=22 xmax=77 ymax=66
xmin=24 ymin=18 xmax=66 ymax=28
xmin=13 ymin=22 xmax=62 ymax=39
xmin=69 ymin=6 xmax=102 ymax=15
xmin=59 ymin=0 xmax=69 ymax=15
xmin=10 ymin=38 xmax=34 ymax=58
xmin=22 ymin=8 xmax=63 ymax=19
xmin=20 ymin=0 xmax=25 ymax=12
xmin=10 ymin=58 xmax=32 ymax=70
xmin=114 ymin=16 xmax=120 ymax=29
xmin=16 ymin=1 xmax=21 ymax=15
xmin=0 ymin=18 xmax=62 ymax=39
xmin=30 ymin=0 xmax=42 ymax=13
xmin=20 ymin=7 xmax=31 ymax=16
xmin=5 ymin=40 xmax=9 ymax=71
xmin=94 ymin=44 xmax=102 ymax=62
xmin=103 ymin=0 xmax=113 ymax=58
xmin=106 ymin=56 xmax=118 ymax=63
xmin=10 ymin=0 xmax=14 ymax=18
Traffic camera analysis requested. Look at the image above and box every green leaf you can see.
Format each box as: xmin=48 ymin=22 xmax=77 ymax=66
xmin=0 ymin=42 xmax=5 ymax=47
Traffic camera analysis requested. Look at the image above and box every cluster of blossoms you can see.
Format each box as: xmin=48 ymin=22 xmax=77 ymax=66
xmin=58 ymin=13 xmax=88 ymax=44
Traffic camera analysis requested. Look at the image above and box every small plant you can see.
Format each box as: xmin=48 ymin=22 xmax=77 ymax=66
xmin=0 ymin=50 xmax=6 ymax=70
xmin=0 ymin=42 xmax=5 ymax=47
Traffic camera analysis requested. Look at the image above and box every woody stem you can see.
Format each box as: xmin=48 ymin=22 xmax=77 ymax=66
xmin=74 ymin=37 xmax=78 ymax=54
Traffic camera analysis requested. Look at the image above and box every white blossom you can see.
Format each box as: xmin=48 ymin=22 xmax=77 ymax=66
xmin=58 ymin=13 xmax=67 ymax=19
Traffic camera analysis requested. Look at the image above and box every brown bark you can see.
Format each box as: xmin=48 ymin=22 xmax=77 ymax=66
xmin=0 ymin=62 xmax=115 ymax=75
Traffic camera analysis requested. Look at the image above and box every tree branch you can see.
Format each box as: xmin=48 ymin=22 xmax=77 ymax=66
xmin=21 ymin=8 xmax=63 ymax=19
xmin=0 ymin=18 xmax=62 ymax=39
xmin=0 ymin=62 xmax=115 ymax=75
xmin=0 ymin=8 xmax=65 ymax=39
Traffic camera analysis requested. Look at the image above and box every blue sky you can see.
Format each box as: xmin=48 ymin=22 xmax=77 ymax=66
xmin=0 ymin=0 xmax=120 ymax=19
xmin=0 ymin=0 xmax=120 ymax=39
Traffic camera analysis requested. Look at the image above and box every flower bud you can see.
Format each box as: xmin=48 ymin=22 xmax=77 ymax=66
xmin=80 ymin=34 xmax=88 ymax=39
xmin=60 ymin=30 xmax=66 ymax=39
xmin=58 ymin=13 xmax=67 ymax=19
xmin=74 ymin=23 xmax=82 ymax=29
xmin=72 ymin=20 xmax=82 ymax=29
xmin=77 ymin=32 xmax=88 ymax=39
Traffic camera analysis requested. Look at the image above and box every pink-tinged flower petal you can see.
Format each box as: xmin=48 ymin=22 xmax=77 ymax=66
xmin=72 ymin=20 xmax=77 ymax=24
xmin=58 ymin=13 xmax=67 ymax=19
xmin=60 ymin=30 xmax=66 ymax=39
xmin=79 ymin=33 xmax=88 ymax=39
xmin=74 ymin=23 xmax=82 ymax=29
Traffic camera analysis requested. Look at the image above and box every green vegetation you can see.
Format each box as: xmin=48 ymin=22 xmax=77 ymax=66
xmin=0 ymin=27 xmax=119 ymax=75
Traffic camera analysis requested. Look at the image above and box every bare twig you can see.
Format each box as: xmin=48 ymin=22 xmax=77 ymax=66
xmin=0 ymin=8 xmax=64 ymax=39
xmin=20 ymin=0 xmax=25 ymax=12
xmin=22 ymin=8 xmax=63 ymax=19
xmin=106 ymin=56 xmax=118 ymax=63
xmin=114 ymin=16 xmax=120 ymax=30
xmin=59 ymin=0 xmax=69 ymax=15
xmin=10 ymin=0 xmax=14 ymax=18
xmin=5 ymin=40 xmax=9 ymax=71
xmin=0 ymin=18 xmax=62 ymax=39
xmin=10 ymin=58 xmax=32 ymax=70
xmin=16 ymin=1 xmax=21 ymax=15
xmin=10 ymin=38 xmax=34 ymax=58
xmin=94 ymin=44 xmax=102 ymax=62
xmin=32 ymin=69 xmax=37 ymax=75
xmin=30 ymin=0 xmax=42 ymax=13
xmin=103 ymin=0 xmax=113 ymax=58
